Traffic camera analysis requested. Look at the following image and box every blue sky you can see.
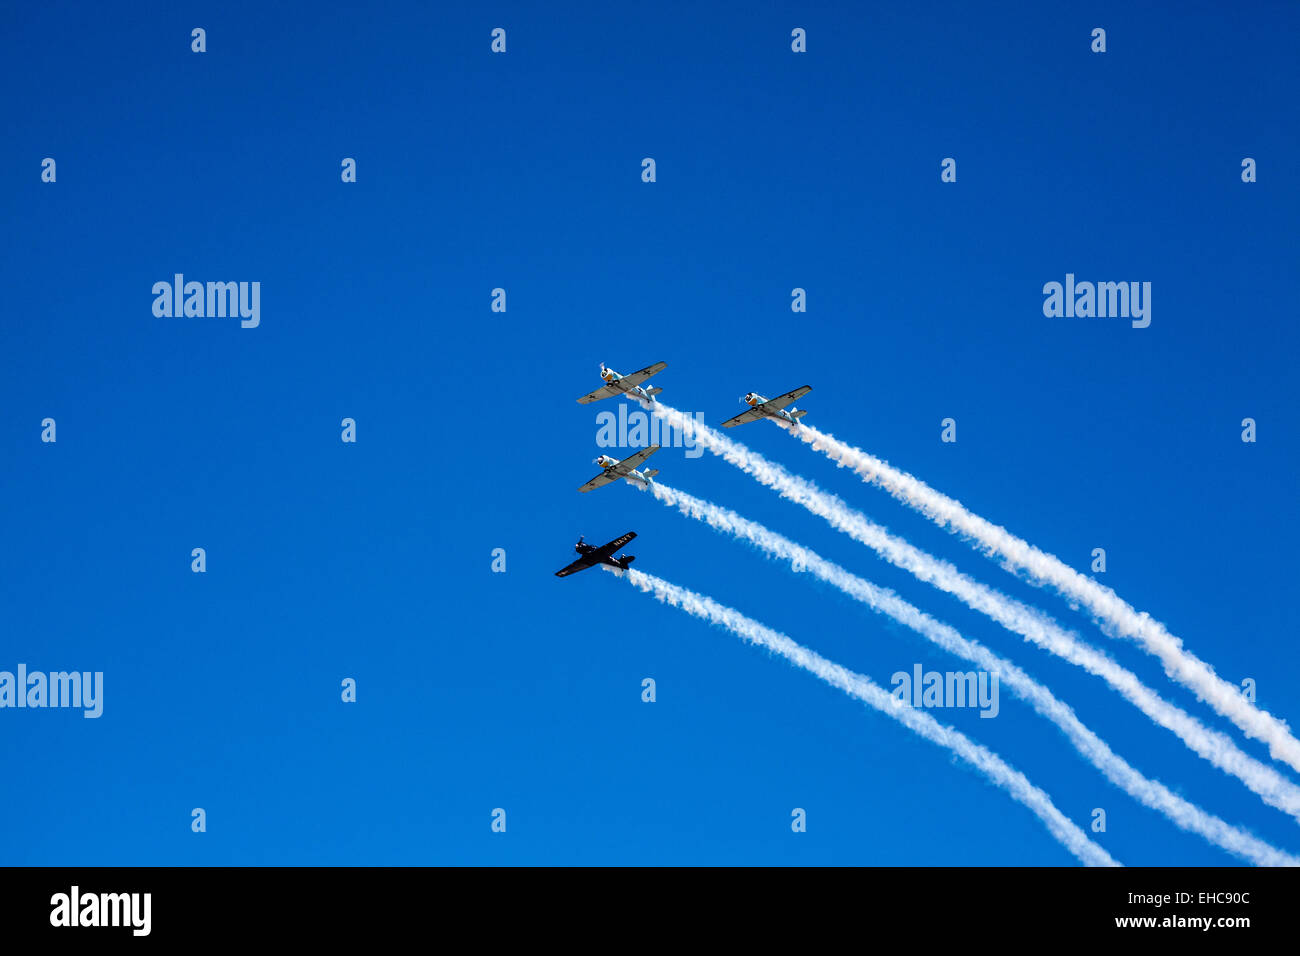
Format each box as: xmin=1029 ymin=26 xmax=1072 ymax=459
xmin=2 ymin=1 xmax=1298 ymax=865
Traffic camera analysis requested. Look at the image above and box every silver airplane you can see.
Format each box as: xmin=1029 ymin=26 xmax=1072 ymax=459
xmin=577 ymin=446 xmax=661 ymax=493
xmin=721 ymin=386 xmax=813 ymax=428
xmin=576 ymin=362 xmax=667 ymax=404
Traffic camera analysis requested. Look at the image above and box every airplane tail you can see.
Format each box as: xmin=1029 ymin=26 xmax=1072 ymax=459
xmin=646 ymin=386 xmax=663 ymax=398
xmin=643 ymin=468 xmax=659 ymax=479
xmin=790 ymin=408 xmax=809 ymax=420
xmin=618 ymin=555 xmax=636 ymax=569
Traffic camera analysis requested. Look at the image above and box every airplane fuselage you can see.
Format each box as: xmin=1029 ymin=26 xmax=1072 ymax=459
xmin=594 ymin=454 xmax=655 ymax=486
xmin=601 ymin=366 xmax=657 ymax=403
xmin=743 ymin=392 xmax=799 ymax=426
xmin=578 ymin=362 xmax=667 ymax=406
xmin=574 ymin=542 xmax=631 ymax=568
xmin=578 ymin=444 xmax=661 ymax=493
xmin=555 ymin=531 xmax=638 ymax=576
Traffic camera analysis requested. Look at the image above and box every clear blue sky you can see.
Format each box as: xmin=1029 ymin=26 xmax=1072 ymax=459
xmin=2 ymin=1 xmax=1298 ymax=865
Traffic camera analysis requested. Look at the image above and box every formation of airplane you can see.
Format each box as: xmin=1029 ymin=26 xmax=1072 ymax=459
xmin=553 ymin=532 xmax=637 ymax=577
xmin=720 ymin=386 xmax=813 ymax=428
xmin=561 ymin=362 xmax=813 ymax=576
xmin=577 ymin=446 xmax=660 ymax=493
xmin=576 ymin=362 xmax=668 ymax=405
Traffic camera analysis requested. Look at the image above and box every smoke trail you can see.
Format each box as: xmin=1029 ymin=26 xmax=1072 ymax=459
xmin=610 ymin=566 xmax=1120 ymax=867
xmin=645 ymin=482 xmax=1300 ymax=864
xmin=788 ymin=420 xmax=1300 ymax=772
xmin=641 ymin=399 xmax=1300 ymax=781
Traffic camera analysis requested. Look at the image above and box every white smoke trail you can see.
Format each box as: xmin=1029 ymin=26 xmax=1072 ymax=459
xmin=645 ymin=482 xmax=1300 ymax=865
xmin=611 ymin=566 xmax=1120 ymax=867
xmin=643 ymin=399 xmax=1300 ymax=787
xmin=788 ymin=420 xmax=1300 ymax=772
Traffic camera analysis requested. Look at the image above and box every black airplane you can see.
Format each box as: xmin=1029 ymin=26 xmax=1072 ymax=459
xmin=554 ymin=532 xmax=637 ymax=577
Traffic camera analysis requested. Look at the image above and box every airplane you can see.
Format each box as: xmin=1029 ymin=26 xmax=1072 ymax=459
xmin=577 ymin=445 xmax=660 ymax=493
xmin=576 ymin=361 xmax=668 ymax=404
xmin=554 ymin=531 xmax=637 ymax=577
xmin=720 ymin=386 xmax=813 ymax=428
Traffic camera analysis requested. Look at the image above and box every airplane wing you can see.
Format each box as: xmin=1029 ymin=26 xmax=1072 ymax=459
xmin=577 ymin=470 xmax=621 ymax=493
xmin=589 ymin=531 xmax=637 ymax=559
xmin=609 ymin=445 xmax=660 ymax=474
xmin=616 ymin=361 xmax=667 ymax=389
xmin=763 ymin=385 xmax=813 ymax=411
xmin=576 ymin=384 xmax=621 ymax=404
xmin=554 ymin=556 xmax=595 ymax=577
xmin=720 ymin=408 xmax=765 ymax=428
